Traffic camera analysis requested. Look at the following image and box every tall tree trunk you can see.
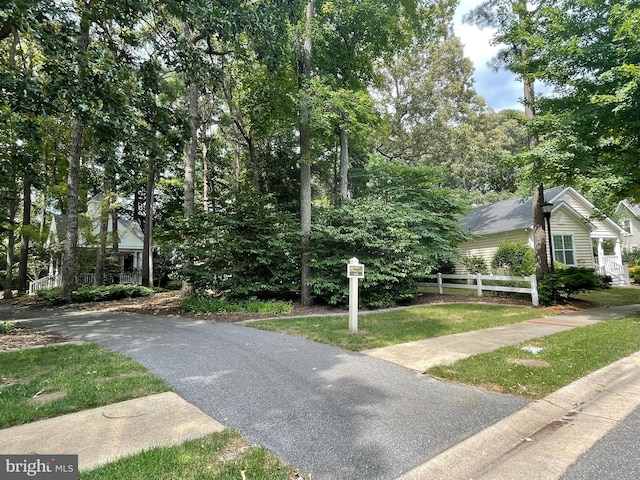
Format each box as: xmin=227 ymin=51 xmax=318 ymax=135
xmin=533 ymin=183 xmax=548 ymax=278
xmin=298 ymin=0 xmax=314 ymax=306
xmin=339 ymin=126 xmax=349 ymax=200
xmin=202 ymin=142 xmax=210 ymax=211
xmin=522 ymin=54 xmax=548 ymax=279
xmin=4 ymin=198 xmax=17 ymax=299
xmin=17 ymin=180 xmax=31 ymax=294
xmin=142 ymin=155 xmax=155 ymax=287
xmin=61 ymin=114 xmax=84 ymax=300
xmin=61 ymin=20 xmax=90 ymax=302
xmin=248 ymin=137 xmax=260 ymax=192
xmin=111 ymin=208 xmax=120 ymax=283
xmin=95 ymin=195 xmax=108 ymax=286
xmin=185 ymin=81 xmax=198 ymax=218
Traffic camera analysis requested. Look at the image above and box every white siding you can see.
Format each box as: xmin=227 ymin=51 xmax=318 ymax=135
xmin=458 ymin=230 xmax=530 ymax=273
xmin=558 ymin=189 xmax=620 ymax=239
xmin=548 ymin=212 xmax=593 ymax=267
xmin=621 ymin=214 xmax=640 ymax=252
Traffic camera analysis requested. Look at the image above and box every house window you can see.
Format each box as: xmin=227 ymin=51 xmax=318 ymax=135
xmin=553 ymin=235 xmax=576 ymax=265
xmin=621 ymin=218 xmax=632 ymax=234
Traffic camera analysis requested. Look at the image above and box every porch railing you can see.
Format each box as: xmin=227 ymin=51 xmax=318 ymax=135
xmin=28 ymin=271 xmax=142 ymax=295
xmin=595 ymin=258 xmax=630 ymax=285
xmin=28 ymin=275 xmax=61 ymax=295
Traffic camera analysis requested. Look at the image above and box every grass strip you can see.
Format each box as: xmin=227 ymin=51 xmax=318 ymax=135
xmin=574 ymin=287 xmax=640 ymax=306
xmin=0 ymin=343 xmax=170 ymax=429
xmin=427 ymin=316 xmax=640 ymax=399
xmin=80 ymin=430 xmax=295 ymax=480
xmin=248 ymin=304 xmax=552 ymax=351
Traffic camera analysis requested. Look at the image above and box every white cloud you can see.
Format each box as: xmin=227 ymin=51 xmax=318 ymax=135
xmin=454 ymin=0 xmax=524 ymax=111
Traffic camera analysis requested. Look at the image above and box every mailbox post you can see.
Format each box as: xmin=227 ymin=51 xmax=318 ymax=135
xmin=347 ymin=257 xmax=364 ymax=333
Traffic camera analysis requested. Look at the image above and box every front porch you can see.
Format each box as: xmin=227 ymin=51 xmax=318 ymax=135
xmin=592 ymin=237 xmax=630 ymax=286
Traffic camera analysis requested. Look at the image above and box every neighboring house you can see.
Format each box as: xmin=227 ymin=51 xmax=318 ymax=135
xmin=44 ymin=195 xmax=144 ymax=286
xmin=614 ymin=200 xmax=640 ymax=252
xmin=458 ymin=186 xmax=630 ymax=285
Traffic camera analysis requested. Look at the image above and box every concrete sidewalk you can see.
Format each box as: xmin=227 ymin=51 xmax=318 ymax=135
xmin=0 ymin=392 xmax=224 ymax=471
xmin=363 ymin=304 xmax=640 ymax=372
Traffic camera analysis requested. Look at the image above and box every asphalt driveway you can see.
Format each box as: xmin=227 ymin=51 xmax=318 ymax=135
xmin=3 ymin=307 xmax=528 ymax=479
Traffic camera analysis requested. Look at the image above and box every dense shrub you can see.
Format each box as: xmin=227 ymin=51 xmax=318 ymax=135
xmin=629 ymin=265 xmax=640 ymax=284
xmin=539 ymin=267 xmax=610 ymax=304
xmin=622 ymin=248 xmax=640 ymax=266
xmin=167 ymin=161 xmax=467 ymax=307
xmin=169 ymin=194 xmax=300 ymax=300
xmin=310 ymin=193 xmax=466 ymax=308
xmin=72 ymin=285 xmax=153 ymax=302
xmin=0 ymin=321 xmax=17 ymax=334
xmin=36 ymin=285 xmax=153 ymax=304
xmin=491 ymin=242 xmax=535 ymax=276
xmin=461 ymin=255 xmax=488 ymax=274
xmin=36 ymin=288 xmax=66 ymax=305
xmin=181 ymin=296 xmax=292 ymax=314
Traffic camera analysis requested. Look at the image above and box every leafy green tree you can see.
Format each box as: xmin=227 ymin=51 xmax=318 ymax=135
xmin=310 ymin=159 xmax=468 ymax=307
xmin=464 ymin=0 xmax=549 ymax=278
xmin=376 ymin=30 xmax=486 ymax=168
xmin=524 ymin=0 xmax=640 ymax=206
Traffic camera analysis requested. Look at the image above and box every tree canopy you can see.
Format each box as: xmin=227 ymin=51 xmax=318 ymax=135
xmin=1 ymin=0 xmax=631 ymax=303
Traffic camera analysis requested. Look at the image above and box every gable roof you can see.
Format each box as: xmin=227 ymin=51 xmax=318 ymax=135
xmin=462 ymin=186 xmax=626 ymax=237
xmin=461 ymin=187 xmax=565 ymax=235
xmin=616 ymin=200 xmax=640 ymax=219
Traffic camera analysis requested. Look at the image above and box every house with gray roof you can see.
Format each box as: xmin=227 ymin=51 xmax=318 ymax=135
xmin=44 ymin=195 xmax=144 ymax=287
xmin=614 ymin=200 xmax=640 ymax=253
xmin=458 ymin=187 xmax=630 ymax=285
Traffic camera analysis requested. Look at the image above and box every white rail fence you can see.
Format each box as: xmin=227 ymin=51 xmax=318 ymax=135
xmin=28 ymin=275 xmax=61 ymax=295
xmin=416 ymin=273 xmax=539 ymax=306
xmin=28 ymin=272 xmax=142 ymax=295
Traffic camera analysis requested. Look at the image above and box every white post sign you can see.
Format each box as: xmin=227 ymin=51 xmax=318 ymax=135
xmin=347 ymin=257 xmax=364 ymax=333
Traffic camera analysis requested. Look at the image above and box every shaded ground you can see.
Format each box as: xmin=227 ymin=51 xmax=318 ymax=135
xmin=0 ymin=290 xmax=591 ymax=352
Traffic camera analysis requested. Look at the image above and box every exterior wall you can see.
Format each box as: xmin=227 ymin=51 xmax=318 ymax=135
xmin=457 ymin=230 xmax=530 ymax=273
xmin=555 ymin=189 xmax=622 ymax=240
xmin=457 ymin=210 xmax=595 ymax=273
xmin=619 ymin=210 xmax=640 ymax=252
xmin=547 ymin=210 xmax=593 ymax=267
xmin=86 ymin=217 xmax=143 ymax=252
xmin=114 ymin=225 xmax=144 ymax=251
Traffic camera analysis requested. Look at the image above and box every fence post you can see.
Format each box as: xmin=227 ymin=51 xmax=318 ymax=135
xmin=437 ymin=273 xmax=443 ymax=294
xmin=476 ymin=273 xmax=483 ymax=297
xmin=530 ymin=275 xmax=539 ymax=306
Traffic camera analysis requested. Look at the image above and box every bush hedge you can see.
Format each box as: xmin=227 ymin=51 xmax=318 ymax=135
xmin=37 ymin=285 xmax=153 ymax=305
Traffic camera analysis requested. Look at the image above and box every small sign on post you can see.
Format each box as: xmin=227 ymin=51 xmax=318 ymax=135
xmin=347 ymin=257 xmax=364 ymax=333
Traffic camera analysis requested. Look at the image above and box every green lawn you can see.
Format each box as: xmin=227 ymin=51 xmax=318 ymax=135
xmin=574 ymin=286 xmax=640 ymax=306
xmin=248 ymin=304 xmax=553 ymax=351
xmin=427 ymin=316 xmax=640 ymax=399
xmin=0 ymin=343 xmax=170 ymax=429
xmin=80 ymin=430 xmax=294 ymax=480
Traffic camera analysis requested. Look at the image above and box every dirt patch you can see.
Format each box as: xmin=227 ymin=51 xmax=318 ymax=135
xmin=0 ymin=328 xmax=73 ymax=352
xmin=217 ymin=437 xmax=253 ymax=463
xmin=28 ymin=390 xmax=68 ymax=406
